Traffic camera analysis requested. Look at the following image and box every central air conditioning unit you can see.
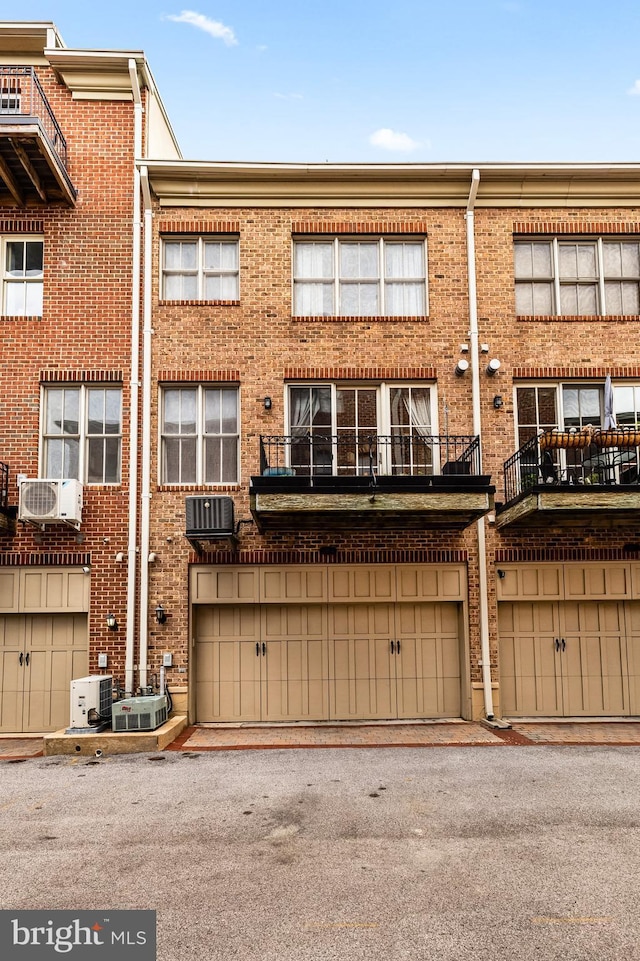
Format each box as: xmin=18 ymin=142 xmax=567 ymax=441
xmin=19 ymin=478 xmax=83 ymax=527
xmin=111 ymin=695 xmax=169 ymax=732
xmin=68 ymin=675 xmax=113 ymax=731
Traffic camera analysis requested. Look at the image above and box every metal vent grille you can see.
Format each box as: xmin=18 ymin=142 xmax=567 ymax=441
xmin=186 ymin=496 xmax=235 ymax=536
xmin=22 ymin=481 xmax=57 ymax=516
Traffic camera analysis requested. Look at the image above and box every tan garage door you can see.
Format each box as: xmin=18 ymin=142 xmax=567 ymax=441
xmin=0 ymin=614 xmax=88 ymax=733
xmin=499 ymin=600 xmax=640 ymax=717
xmin=193 ymin=564 xmax=464 ymax=724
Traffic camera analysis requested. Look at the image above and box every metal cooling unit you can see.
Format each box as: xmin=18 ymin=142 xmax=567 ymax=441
xmin=68 ymin=675 xmax=113 ymax=732
xmin=111 ymin=695 xmax=168 ymax=732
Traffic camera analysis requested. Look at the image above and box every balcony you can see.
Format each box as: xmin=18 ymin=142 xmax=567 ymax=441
xmin=496 ymin=428 xmax=640 ymax=530
xmin=0 ymin=461 xmax=16 ymax=533
xmin=250 ymin=434 xmax=494 ymax=532
xmin=0 ymin=67 xmax=76 ymax=206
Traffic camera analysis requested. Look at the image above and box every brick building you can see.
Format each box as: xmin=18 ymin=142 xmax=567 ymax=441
xmin=0 ymin=21 xmax=180 ymax=732
xmin=2 ymin=22 xmax=640 ymax=733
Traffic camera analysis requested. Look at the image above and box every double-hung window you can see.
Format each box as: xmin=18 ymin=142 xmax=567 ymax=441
xmin=43 ymin=386 xmax=122 ymax=484
xmin=293 ymin=238 xmax=427 ymax=317
xmin=161 ymin=386 xmax=239 ymax=485
xmin=287 ymin=383 xmax=434 ymax=475
xmin=2 ymin=237 xmax=43 ymax=316
xmin=162 ymin=237 xmax=239 ymax=300
xmin=515 ymin=238 xmax=640 ymax=316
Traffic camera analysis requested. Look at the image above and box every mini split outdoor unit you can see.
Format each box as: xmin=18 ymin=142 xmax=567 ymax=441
xmin=68 ymin=675 xmax=113 ymax=731
xmin=18 ymin=478 xmax=83 ymax=527
xmin=185 ymin=495 xmax=235 ymax=537
xmin=111 ymin=695 xmax=169 ymax=732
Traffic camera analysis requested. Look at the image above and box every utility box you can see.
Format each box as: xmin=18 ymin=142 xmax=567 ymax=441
xmin=111 ymin=695 xmax=168 ymax=732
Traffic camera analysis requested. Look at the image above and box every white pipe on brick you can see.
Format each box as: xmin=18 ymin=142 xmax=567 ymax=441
xmin=125 ymin=59 xmax=142 ymax=696
xmin=465 ymin=169 xmax=495 ymax=720
xmin=138 ymin=164 xmax=154 ymax=692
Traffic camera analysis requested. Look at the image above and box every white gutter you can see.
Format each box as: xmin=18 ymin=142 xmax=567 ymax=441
xmin=124 ymin=58 xmax=142 ymax=696
xmin=465 ymin=168 xmax=495 ymax=720
xmin=138 ymin=163 xmax=154 ymax=691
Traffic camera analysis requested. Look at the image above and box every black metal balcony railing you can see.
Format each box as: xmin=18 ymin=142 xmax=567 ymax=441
xmin=259 ymin=434 xmax=481 ymax=481
xmin=0 ymin=66 xmax=68 ymax=168
xmin=0 ymin=461 xmax=8 ymax=513
xmin=503 ymin=434 xmax=640 ymax=504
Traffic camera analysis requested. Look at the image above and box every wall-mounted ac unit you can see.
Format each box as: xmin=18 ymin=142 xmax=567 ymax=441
xmin=112 ymin=695 xmax=168 ymax=732
xmin=186 ymin=495 xmax=235 ymax=537
xmin=68 ymin=675 xmax=113 ymax=730
xmin=18 ymin=479 xmax=83 ymax=527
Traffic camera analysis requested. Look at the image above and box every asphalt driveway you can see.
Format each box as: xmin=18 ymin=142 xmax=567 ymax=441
xmin=1 ymin=746 xmax=639 ymax=961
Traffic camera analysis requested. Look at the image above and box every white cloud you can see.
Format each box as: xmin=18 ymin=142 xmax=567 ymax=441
xmin=627 ymin=80 xmax=640 ymax=96
xmin=369 ymin=128 xmax=420 ymax=152
xmin=165 ymin=10 xmax=238 ymax=46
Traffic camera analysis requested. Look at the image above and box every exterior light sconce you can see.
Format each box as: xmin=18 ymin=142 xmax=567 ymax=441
xmin=455 ymin=359 xmax=469 ymax=377
xmin=497 ymin=569 xmax=506 ymax=579
xmin=493 ymin=395 xmax=504 ymax=409
xmin=486 ymin=359 xmax=501 ymax=376
xmin=106 ymin=612 xmax=118 ymax=631
xmin=263 ymin=397 xmax=272 ymax=411
xmin=155 ymin=604 xmax=167 ymax=625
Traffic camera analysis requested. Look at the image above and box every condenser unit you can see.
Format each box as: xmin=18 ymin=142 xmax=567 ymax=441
xmin=111 ymin=695 xmax=168 ymax=732
xmin=19 ymin=479 xmax=83 ymax=527
xmin=68 ymin=675 xmax=113 ymax=731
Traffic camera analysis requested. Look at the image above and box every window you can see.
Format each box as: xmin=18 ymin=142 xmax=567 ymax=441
xmin=514 ymin=238 xmax=640 ymax=316
xmin=161 ymin=386 xmax=239 ymax=484
xmin=2 ymin=237 xmax=43 ymax=316
xmin=288 ymin=383 xmax=434 ymax=475
xmin=293 ymin=238 xmax=427 ymax=317
xmin=43 ymin=386 xmax=122 ymax=484
xmin=162 ymin=237 xmax=239 ymax=300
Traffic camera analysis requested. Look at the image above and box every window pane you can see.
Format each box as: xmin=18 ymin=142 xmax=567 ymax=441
xmin=104 ymin=390 xmax=121 ymax=434
xmin=164 ymin=274 xmax=181 ymax=299
xmin=340 ymin=243 xmax=378 ymax=279
xmin=87 ymin=437 xmax=104 ymax=483
xmin=220 ymin=389 xmax=238 ymax=433
xmin=577 ymin=284 xmax=598 ymax=314
xmin=516 ymin=388 xmax=536 ymax=424
xmin=62 ymin=391 xmax=79 ymax=435
xmin=515 ymin=284 xmax=534 ymax=314
xmin=63 ymin=438 xmax=80 ymax=479
xmin=538 ymin=388 xmax=558 ymax=426
xmin=603 ymin=243 xmax=623 ymax=277
xmin=103 ymin=437 xmax=120 ymax=482
xmin=25 ymin=242 xmax=43 ymax=275
xmin=621 ymin=243 xmax=640 ymax=277
xmin=180 ymin=390 xmax=197 ymax=434
xmin=294 ymin=282 xmax=332 ymax=315
xmin=615 ymin=386 xmax=638 ymax=426
xmin=204 ymin=241 xmax=238 ymax=270
xmin=336 ymin=389 xmax=356 ymax=429
xmin=203 ymin=274 xmax=239 ymax=299
xmin=559 ymin=243 xmax=597 ymax=279
xmin=25 ymin=282 xmax=43 ymax=315
xmin=385 ymin=242 xmax=423 ymax=278
xmin=385 ymin=282 xmax=424 ymax=315
xmin=340 ymin=282 xmax=378 ymax=315
xmin=45 ymin=439 xmax=63 ymax=478
xmin=163 ymin=391 xmax=181 ymax=434
xmin=358 ymin=390 xmax=378 ymax=428
xmin=514 ymin=242 xmax=552 ymax=279
xmin=163 ymin=438 xmax=181 ymax=483
xmin=46 ymin=391 xmax=64 ymax=435
xmin=204 ymin=390 xmax=220 ymax=434
xmin=87 ymin=390 xmax=104 ymax=434
xmin=164 ymin=243 xmax=182 ymax=269
xmin=178 ymin=242 xmax=197 ymax=269
xmin=221 ymin=437 xmax=238 ymax=482
xmin=178 ymin=438 xmax=196 ymax=482
xmin=6 ymin=241 xmax=24 ymax=275
xmin=294 ymin=243 xmax=333 ymax=279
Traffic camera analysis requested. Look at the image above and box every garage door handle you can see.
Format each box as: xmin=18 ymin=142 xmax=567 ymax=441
xmin=397 ymin=640 xmax=401 ymax=654
xmin=19 ymin=651 xmax=23 ymax=666
xmin=25 ymin=652 xmax=30 ymax=666
xmin=561 ymin=638 xmax=566 ymax=652
xmin=390 ymin=641 xmax=395 ymax=654
xmin=262 ymin=643 xmax=266 ymax=656
xmin=256 ymin=642 xmax=260 ymax=657
xmin=555 ymin=638 xmax=560 ymax=651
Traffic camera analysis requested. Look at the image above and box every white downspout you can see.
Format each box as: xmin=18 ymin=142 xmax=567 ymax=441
xmin=125 ymin=59 xmax=142 ymax=696
xmin=465 ymin=168 xmax=495 ymax=720
xmin=138 ymin=164 xmax=153 ymax=692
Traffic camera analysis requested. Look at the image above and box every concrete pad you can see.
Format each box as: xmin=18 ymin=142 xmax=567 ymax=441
xmin=43 ymin=714 xmax=187 ymax=757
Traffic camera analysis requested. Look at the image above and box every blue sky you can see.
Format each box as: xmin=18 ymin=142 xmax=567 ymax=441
xmin=11 ymin=1 xmax=640 ymax=163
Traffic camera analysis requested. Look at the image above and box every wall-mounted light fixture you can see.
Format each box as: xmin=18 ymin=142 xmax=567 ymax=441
xmin=455 ymin=359 xmax=469 ymax=377
xmin=82 ymin=565 xmax=91 ymax=574
xmin=155 ymin=604 xmax=167 ymax=624
xmin=106 ymin=612 xmax=118 ymax=631
xmin=486 ymin=359 xmax=501 ymax=376
xmin=497 ymin=569 xmax=506 ymax=579
xmin=263 ymin=397 xmax=272 ymax=411
xmin=493 ymin=395 xmax=504 ymax=409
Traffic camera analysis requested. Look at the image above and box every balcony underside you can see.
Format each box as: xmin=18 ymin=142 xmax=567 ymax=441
xmin=496 ymin=486 xmax=640 ymax=530
xmin=0 ymin=123 xmax=76 ymax=206
xmin=250 ymin=475 xmax=494 ymax=532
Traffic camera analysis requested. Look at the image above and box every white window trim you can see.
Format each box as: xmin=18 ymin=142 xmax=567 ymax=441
xmin=161 ymin=236 xmax=240 ymax=301
xmin=292 ymin=237 xmax=428 ymax=317
xmin=2 ymin=235 xmax=44 ymax=317
xmin=515 ymin=236 xmax=640 ymax=316
xmin=40 ymin=384 xmax=122 ymax=485
xmin=159 ymin=384 xmax=241 ymax=486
